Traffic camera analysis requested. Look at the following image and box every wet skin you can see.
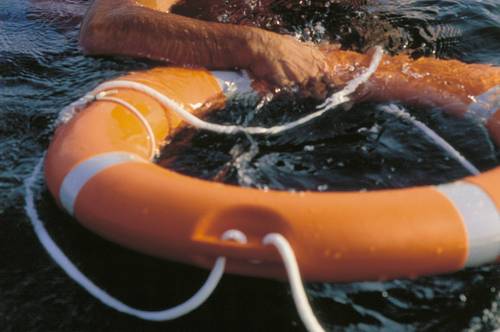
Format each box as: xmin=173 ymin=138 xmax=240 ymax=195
xmin=30 ymin=0 xmax=493 ymax=110
xmin=79 ymin=0 xmax=375 ymax=97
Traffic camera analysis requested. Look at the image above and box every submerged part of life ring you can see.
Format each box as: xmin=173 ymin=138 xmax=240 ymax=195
xmin=45 ymin=50 xmax=500 ymax=282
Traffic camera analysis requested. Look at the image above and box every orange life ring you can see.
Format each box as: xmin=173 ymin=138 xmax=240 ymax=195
xmin=45 ymin=52 xmax=500 ymax=282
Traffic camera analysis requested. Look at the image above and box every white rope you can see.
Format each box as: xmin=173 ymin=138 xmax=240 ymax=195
xmin=317 ymin=46 xmax=384 ymax=111
xmin=378 ymin=104 xmax=480 ymax=176
xmin=263 ymin=233 xmax=325 ymax=332
xmin=24 ymin=157 xmax=246 ymax=321
xmin=26 ymin=154 xmax=322 ymax=330
xmin=89 ymin=47 xmax=383 ymax=136
xmin=33 ymin=46 xmax=382 ymax=328
xmin=56 ymin=94 xmax=97 ymax=125
xmin=95 ymin=93 xmax=157 ymax=160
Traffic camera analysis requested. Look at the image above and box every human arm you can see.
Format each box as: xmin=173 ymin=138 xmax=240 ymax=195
xmin=80 ymin=0 xmax=330 ymax=92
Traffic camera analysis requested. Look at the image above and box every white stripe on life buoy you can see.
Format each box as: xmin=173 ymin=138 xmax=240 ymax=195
xmin=59 ymin=152 xmax=146 ymax=216
xmin=211 ymin=70 xmax=254 ymax=96
xmin=437 ymin=181 xmax=500 ymax=267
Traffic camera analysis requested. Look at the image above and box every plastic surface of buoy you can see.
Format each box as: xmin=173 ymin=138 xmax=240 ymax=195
xmin=45 ymin=53 xmax=500 ymax=282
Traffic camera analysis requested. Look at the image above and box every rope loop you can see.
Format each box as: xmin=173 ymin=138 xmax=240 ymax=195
xmin=35 ymin=47 xmax=385 ymax=330
xmin=83 ymin=46 xmax=383 ymax=137
xmin=26 ymin=157 xmax=324 ymax=331
xmin=24 ymin=158 xmax=246 ymax=322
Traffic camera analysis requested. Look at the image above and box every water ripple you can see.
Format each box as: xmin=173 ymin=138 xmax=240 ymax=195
xmin=0 ymin=0 xmax=499 ymax=331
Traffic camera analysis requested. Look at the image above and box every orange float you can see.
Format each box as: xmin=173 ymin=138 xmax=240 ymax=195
xmin=44 ymin=50 xmax=500 ymax=283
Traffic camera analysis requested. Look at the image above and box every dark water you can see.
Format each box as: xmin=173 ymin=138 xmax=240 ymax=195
xmin=160 ymin=99 xmax=499 ymax=192
xmin=1 ymin=0 xmax=499 ymax=331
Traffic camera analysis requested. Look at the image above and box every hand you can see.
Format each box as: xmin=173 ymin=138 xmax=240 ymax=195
xmin=245 ymin=31 xmax=333 ymax=98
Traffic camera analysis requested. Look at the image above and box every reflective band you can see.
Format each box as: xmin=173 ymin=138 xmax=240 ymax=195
xmin=211 ymin=70 xmax=254 ymax=96
xmin=59 ymin=152 xmax=146 ymax=216
xmin=437 ymin=181 xmax=500 ymax=267
xmin=467 ymin=85 xmax=500 ymax=123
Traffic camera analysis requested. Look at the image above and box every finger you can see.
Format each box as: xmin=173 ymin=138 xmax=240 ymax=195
xmin=308 ymin=78 xmax=328 ymax=100
xmin=251 ymin=60 xmax=290 ymax=90
xmin=279 ymin=59 xmax=302 ymax=85
xmin=269 ymin=65 xmax=293 ymax=91
xmin=321 ymin=69 xmax=336 ymax=89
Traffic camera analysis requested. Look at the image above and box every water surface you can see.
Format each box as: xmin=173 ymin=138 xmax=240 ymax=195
xmin=1 ymin=1 xmax=499 ymax=331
